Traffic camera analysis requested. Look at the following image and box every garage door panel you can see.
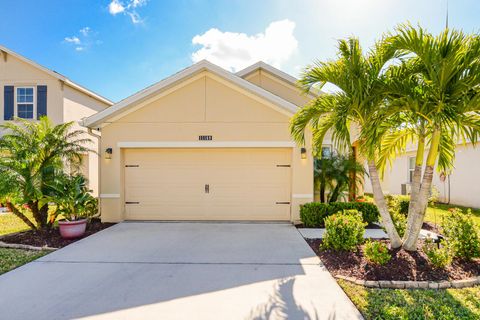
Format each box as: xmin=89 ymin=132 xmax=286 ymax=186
xmin=124 ymin=148 xmax=291 ymax=220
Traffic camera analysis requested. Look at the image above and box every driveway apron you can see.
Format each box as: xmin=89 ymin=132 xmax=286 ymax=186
xmin=0 ymin=222 xmax=362 ymax=320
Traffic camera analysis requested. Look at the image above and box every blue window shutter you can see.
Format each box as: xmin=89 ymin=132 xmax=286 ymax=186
xmin=4 ymin=86 xmax=14 ymax=120
xmin=37 ymin=85 xmax=47 ymax=119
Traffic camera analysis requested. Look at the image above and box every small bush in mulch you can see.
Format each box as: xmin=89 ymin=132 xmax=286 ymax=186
xmin=1 ymin=219 xmax=115 ymax=248
xmin=307 ymin=239 xmax=480 ymax=282
xmin=423 ymin=238 xmax=453 ymax=269
xmin=442 ymin=209 xmax=480 ymax=261
xmin=364 ymin=240 xmax=391 ymax=265
xmin=322 ymin=210 xmax=366 ymax=251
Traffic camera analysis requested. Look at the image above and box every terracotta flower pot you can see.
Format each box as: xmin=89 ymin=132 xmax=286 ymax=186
xmin=58 ymin=219 xmax=87 ymax=239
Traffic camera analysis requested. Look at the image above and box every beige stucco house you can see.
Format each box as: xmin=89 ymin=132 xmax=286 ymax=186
xmin=363 ymin=142 xmax=480 ymax=208
xmin=0 ymin=45 xmax=113 ymax=195
xmin=82 ymin=61 xmax=316 ymax=222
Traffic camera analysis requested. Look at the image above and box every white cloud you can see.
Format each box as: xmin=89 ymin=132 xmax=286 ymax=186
xmin=79 ymin=27 xmax=91 ymax=37
xmin=108 ymin=0 xmax=125 ymax=15
xmin=64 ymin=27 xmax=99 ymax=52
xmin=191 ymin=19 xmax=298 ymax=72
xmin=64 ymin=36 xmax=81 ymax=44
xmin=108 ymin=0 xmax=147 ymax=24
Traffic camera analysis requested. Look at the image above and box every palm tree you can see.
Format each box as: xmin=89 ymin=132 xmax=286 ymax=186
xmin=375 ymin=25 xmax=480 ymax=250
xmin=0 ymin=117 xmax=92 ymax=230
xmin=290 ymin=38 xmax=403 ymax=248
xmin=314 ymin=153 xmax=366 ymax=203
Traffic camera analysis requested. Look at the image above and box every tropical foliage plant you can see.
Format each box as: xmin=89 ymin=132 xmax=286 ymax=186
xmin=48 ymin=173 xmax=98 ymax=221
xmin=291 ymin=37 xmax=403 ymax=247
xmin=292 ymin=24 xmax=480 ymax=251
xmin=0 ymin=117 xmax=92 ymax=230
xmin=369 ymin=24 xmax=480 ymax=250
xmin=314 ymin=153 xmax=366 ymax=203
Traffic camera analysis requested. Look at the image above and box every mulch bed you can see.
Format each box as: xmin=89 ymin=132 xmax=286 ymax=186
xmin=307 ymin=239 xmax=480 ymax=281
xmin=1 ymin=219 xmax=115 ymax=248
xmin=422 ymin=221 xmax=441 ymax=233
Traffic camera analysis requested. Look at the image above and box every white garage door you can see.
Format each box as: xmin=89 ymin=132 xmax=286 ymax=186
xmin=124 ymin=148 xmax=291 ymax=220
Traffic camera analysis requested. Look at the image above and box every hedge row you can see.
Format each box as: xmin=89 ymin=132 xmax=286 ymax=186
xmin=300 ymin=202 xmax=380 ymax=227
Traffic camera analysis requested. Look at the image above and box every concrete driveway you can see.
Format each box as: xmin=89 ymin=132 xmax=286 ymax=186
xmin=0 ymin=222 xmax=362 ymax=320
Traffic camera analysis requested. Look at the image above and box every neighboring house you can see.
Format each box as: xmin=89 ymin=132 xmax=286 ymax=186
xmin=363 ymin=142 xmax=480 ymax=208
xmin=0 ymin=45 xmax=113 ymax=196
xmin=82 ymin=60 xmax=317 ymax=222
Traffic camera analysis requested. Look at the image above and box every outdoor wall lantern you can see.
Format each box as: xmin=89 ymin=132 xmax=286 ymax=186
xmin=105 ymin=148 xmax=113 ymax=160
xmin=301 ymin=147 xmax=307 ymax=159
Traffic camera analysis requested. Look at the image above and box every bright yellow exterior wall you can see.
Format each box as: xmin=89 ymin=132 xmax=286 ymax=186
xmin=99 ymin=71 xmax=313 ymax=222
xmin=0 ymin=52 xmax=109 ymax=196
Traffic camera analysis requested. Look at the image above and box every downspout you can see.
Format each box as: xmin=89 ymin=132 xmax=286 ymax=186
xmin=84 ymin=122 xmax=102 ymax=217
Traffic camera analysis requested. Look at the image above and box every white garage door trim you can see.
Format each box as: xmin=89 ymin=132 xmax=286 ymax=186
xmin=117 ymin=141 xmax=296 ymax=148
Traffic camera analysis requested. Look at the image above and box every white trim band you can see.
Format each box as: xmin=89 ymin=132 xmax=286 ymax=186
xmin=99 ymin=194 xmax=120 ymax=199
xmin=292 ymin=194 xmax=314 ymax=199
xmin=117 ymin=141 xmax=296 ymax=148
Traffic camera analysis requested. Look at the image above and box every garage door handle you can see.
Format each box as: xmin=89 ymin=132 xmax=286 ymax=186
xmin=205 ymin=184 xmax=210 ymax=194
xmin=276 ymin=202 xmax=290 ymax=205
xmin=125 ymin=202 xmax=140 ymax=204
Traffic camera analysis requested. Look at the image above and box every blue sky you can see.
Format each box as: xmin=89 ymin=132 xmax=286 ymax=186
xmin=1 ymin=0 xmax=479 ymax=102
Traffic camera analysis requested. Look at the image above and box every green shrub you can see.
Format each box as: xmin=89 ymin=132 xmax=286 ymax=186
xmin=299 ymin=202 xmax=328 ymax=227
xmin=441 ymin=209 xmax=480 ymax=261
xmin=322 ymin=210 xmax=366 ymax=251
xmin=300 ymin=202 xmax=379 ymax=227
xmin=364 ymin=240 xmax=391 ymax=265
xmin=384 ymin=194 xmax=410 ymax=216
xmin=397 ymin=196 xmax=410 ymax=216
xmin=423 ymin=238 xmax=452 ymax=269
xmin=390 ymin=210 xmax=407 ymax=238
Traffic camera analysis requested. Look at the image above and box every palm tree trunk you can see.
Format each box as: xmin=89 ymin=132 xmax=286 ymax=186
xmin=29 ymin=201 xmax=46 ymax=229
xmin=403 ymin=130 xmax=440 ymax=251
xmin=367 ymin=160 xmax=402 ymax=248
xmin=404 ymin=136 xmax=424 ymax=242
xmin=320 ymin=180 xmax=326 ymax=203
xmin=6 ymin=202 xmax=37 ymax=230
xmin=329 ymin=184 xmax=342 ymax=203
xmin=402 ymin=164 xmax=434 ymax=250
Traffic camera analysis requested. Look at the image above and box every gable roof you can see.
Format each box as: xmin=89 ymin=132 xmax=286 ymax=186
xmin=0 ymin=45 xmax=113 ymax=106
xmin=82 ymin=60 xmax=299 ymax=128
xmin=236 ymin=61 xmax=321 ymax=97
xmin=236 ymin=61 xmax=299 ymax=86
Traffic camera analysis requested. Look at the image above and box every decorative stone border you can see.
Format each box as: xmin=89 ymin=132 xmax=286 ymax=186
xmin=335 ymin=274 xmax=480 ymax=289
xmin=0 ymin=241 xmax=57 ymax=251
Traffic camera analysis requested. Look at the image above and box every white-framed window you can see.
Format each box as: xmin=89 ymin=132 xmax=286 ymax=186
xmin=15 ymin=87 xmax=35 ymax=119
xmin=408 ymin=156 xmax=415 ymax=183
xmin=321 ymin=145 xmax=332 ymax=157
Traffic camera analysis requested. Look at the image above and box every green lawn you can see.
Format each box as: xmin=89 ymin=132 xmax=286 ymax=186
xmin=339 ymin=280 xmax=480 ymax=320
xmin=0 ymin=212 xmax=35 ymax=236
xmin=0 ymin=248 xmax=47 ymax=275
xmin=363 ymin=193 xmax=480 ymax=226
xmin=425 ymin=203 xmax=480 ymax=226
